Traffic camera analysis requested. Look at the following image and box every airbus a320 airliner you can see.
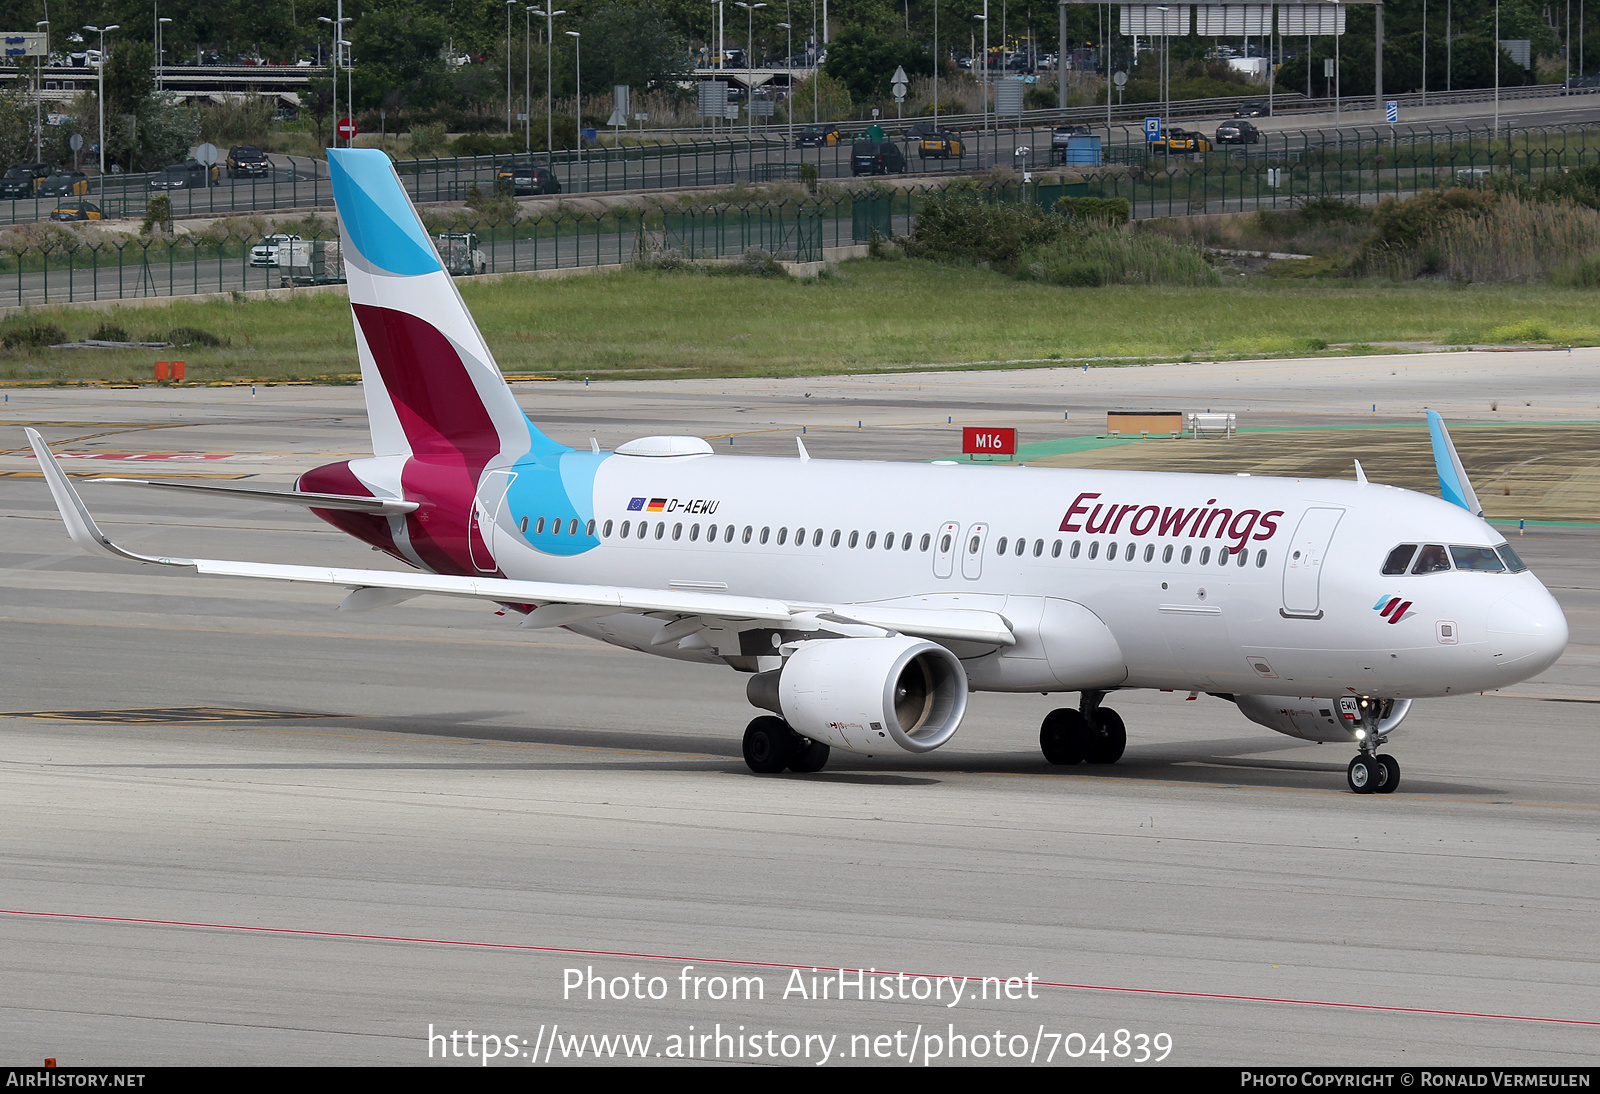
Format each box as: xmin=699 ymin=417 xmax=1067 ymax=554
xmin=27 ymin=148 xmax=1568 ymax=793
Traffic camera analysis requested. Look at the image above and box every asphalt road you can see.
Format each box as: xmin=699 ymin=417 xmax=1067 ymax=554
xmin=0 ymin=352 xmax=1595 ymax=1066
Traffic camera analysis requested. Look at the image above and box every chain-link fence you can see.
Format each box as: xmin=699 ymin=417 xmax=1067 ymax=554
xmin=6 ymin=119 xmax=1600 ymax=225
xmin=6 ymin=120 xmax=1599 ymax=307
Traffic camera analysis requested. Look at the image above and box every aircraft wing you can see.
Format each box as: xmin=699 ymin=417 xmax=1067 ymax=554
xmin=91 ymin=477 xmax=419 ymax=515
xmin=25 ymin=429 xmax=1015 ymax=647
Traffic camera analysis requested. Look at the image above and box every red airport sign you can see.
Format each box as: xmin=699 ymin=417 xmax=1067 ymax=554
xmin=962 ymin=427 xmax=1017 ymax=456
xmin=336 ymin=117 xmax=359 ymax=141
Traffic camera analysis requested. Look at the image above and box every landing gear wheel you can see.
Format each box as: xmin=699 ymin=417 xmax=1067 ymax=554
xmin=743 ymin=716 xmax=795 ymax=774
xmin=1085 ymin=707 xmax=1127 ymax=765
xmin=1040 ymin=708 xmax=1089 ymax=765
xmin=1375 ymin=753 xmax=1400 ymax=794
xmin=787 ymin=736 xmax=831 ymax=773
xmin=1347 ymin=754 xmax=1378 ymax=794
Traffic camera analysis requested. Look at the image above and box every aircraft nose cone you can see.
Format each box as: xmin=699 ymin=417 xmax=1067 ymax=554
xmin=1488 ymin=588 xmax=1569 ymax=679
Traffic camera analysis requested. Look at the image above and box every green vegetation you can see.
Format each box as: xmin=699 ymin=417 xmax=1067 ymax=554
xmin=905 ymin=187 xmax=1212 ymax=288
xmin=5 ymin=261 xmax=1600 ymax=384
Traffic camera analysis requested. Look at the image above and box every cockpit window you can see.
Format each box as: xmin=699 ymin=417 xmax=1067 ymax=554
xmin=1381 ymin=544 xmax=1417 ymax=575
xmin=1496 ymin=543 xmax=1529 ymax=573
xmin=1450 ymin=545 xmax=1506 ymax=572
xmin=1411 ymin=544 xmax=1451 ymax=574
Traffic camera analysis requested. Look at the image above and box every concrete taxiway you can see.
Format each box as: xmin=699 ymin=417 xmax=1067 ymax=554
xmin=0 ymin=351 xmax=1595 ymax=1065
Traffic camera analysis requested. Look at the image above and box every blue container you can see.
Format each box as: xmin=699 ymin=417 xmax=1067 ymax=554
xmin=1064 ymin=134 xmax=1102 ymax=166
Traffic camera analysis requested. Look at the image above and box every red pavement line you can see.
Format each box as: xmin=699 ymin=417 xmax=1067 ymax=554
xmin=4 ymin=907 xmax=1593 ymax=1028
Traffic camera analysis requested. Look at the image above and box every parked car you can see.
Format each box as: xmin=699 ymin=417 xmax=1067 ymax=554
xmin=1233 ymin=100 xmax=1272 ymax=117
xmin=917 ymin=131 xmax=965 ymax=159
xmin=50 ymin=200 xmax=103 ymax=221
xmin=0 ymin=163 xmax=54 ymax=198
xmin=795 ymin=123 xmax=842 ymax=148
xmin=227 ymin=145 xmax=271 ymax=178
xmin=1214 ymin=120 xmax=1260 ymax=145
xmin=495 ymin=163 xmax=562 ymax=195
xmin=1152 ymin=127 xmax=1212 ymax=154
xmin=149 ymin=160 xmax=220 ymax=190
xmin=37 ymin=171 xmax=90 ymax=197
xmin=249 ymin=233 xmax=303 ymax=267
xmin=850 ymin=141 xmax=907 ymax=176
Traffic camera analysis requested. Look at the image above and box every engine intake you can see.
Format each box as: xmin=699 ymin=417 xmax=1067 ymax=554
xmin=747 ymin=636 xmax=968 ymax=754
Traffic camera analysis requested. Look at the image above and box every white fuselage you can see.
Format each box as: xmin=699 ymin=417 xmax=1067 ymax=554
xmin=474 ymin=451 xmax=1568 ymax=701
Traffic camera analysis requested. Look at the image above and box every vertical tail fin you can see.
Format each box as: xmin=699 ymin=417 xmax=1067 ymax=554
xmin=327 ymin=148 xmax=563 ymax=462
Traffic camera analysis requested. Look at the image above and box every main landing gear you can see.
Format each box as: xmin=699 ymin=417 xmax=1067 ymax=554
xmin=742 ymin=716 xmax=831 ymax=775
xmin=1039 ymin=691 xmax=1127 ymax=766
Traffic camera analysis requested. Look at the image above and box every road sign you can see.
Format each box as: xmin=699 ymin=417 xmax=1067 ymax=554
xmin=1144 ymin=116 xmax=1162 ymax=142
xmin=69 ymin=133 xmax=83 ymax=152
xmin=336 ymin=117 xmax=358 ymax=141
xmin=607 ymin=108 xmax=628 ymax=127
xmin=2 ymin=32 xmax=48 ymax=57
xmin=698 ymin=80 xmax=729 ymax=118
xmin=891 ymin=63 xmax=908 ymax=102
xmin=962 ymin=427 xmax=1017 ymax=457
xmin=1385 ymin=100 xmax=1398 ymax=123
xmin=1113 ymin=71 xmax=1128 ymax=87
xmin=194 ymin=142 xmax=219 ymax=166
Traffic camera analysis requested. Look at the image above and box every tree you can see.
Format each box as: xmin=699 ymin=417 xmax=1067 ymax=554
xmin=575 ymin=2 xmax=693 ymax=96
xmin=350 ymin=3 xmax=452 ymax=114
xmin=823 ymin=26 xmax=930 ymax=103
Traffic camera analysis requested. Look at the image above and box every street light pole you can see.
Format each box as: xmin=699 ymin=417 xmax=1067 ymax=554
xmin=506 ymin=0 xmax=518 ymax=134
xmin=84 ymin=23 xmax=118 ymax=202
xmin=33 ymin=20 xmax=47 ymax=159
xmin=777 ymin=21 xmax=792 ymax=143
xmin=530 ymin=9 xmax=565 ymax=163
xmin=736 ymin=2 xmax=765 ymax=138
xmin=975 ymin=6 xmax=988 ymax=142
xmin=158 ymin=17 xmax=171 ymax=92
xmin=566 ymin=30 xmax=581 ymax=187
xmin=318 ymin=8 xmax=350 ymax=147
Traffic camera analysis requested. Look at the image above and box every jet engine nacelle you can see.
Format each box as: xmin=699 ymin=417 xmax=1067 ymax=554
xmin=747 ymin=636 xmax=968 ymax=755
xmin=1233 ymin=694 xmax=1414 ymax=743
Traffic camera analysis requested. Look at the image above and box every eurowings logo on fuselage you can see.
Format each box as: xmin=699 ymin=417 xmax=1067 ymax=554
xmin=1373 ymin=594 xmax=1415 ymax=624
xmin=1059 ymin=492 xmax=1284 ymax=555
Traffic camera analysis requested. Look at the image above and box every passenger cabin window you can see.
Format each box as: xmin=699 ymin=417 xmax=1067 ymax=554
xmin=1382 ymin=544 xmax=1418 ymax=575
xmin=1411 ymin=544 xmax=1450 ymax=574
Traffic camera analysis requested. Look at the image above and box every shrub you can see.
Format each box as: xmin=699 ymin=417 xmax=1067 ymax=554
xmin=168 ymin=326 xmax=224 ymax=346
xmin=1017 ymin=228 xmax=1218 ymax=288
xmin=1055 ymin=196 xmax=1130 ymax=225
xmin=0 ymin=320 xmax=67 ymax=349
xmin=142 ymin=195 xmax=172 ymax=235
xmin=90 ymin=323 xmax=129 ymax=342
xmin=904 ymin=190 xmax=1068 ymax=267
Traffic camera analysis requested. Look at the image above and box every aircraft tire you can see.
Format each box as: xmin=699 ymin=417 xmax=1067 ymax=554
xmin=1040 ymin=708 xmax=1089 ymax=765
xmin=743 ymin=716 xmax=795 ymax=774
xmin=1085 ymin=708 xmax=1127 ymax=764
xmin=1375 ymin=754 xmax=1400 ymax=794
xmin=1347 ymin=754 xmax=1378 ymax=794
xmin=787 ymin=736 xmax=831 ymax=773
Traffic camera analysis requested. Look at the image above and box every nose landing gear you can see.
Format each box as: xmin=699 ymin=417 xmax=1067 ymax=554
xmin=1343 ymin=696 xmax=1400 ymax=794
